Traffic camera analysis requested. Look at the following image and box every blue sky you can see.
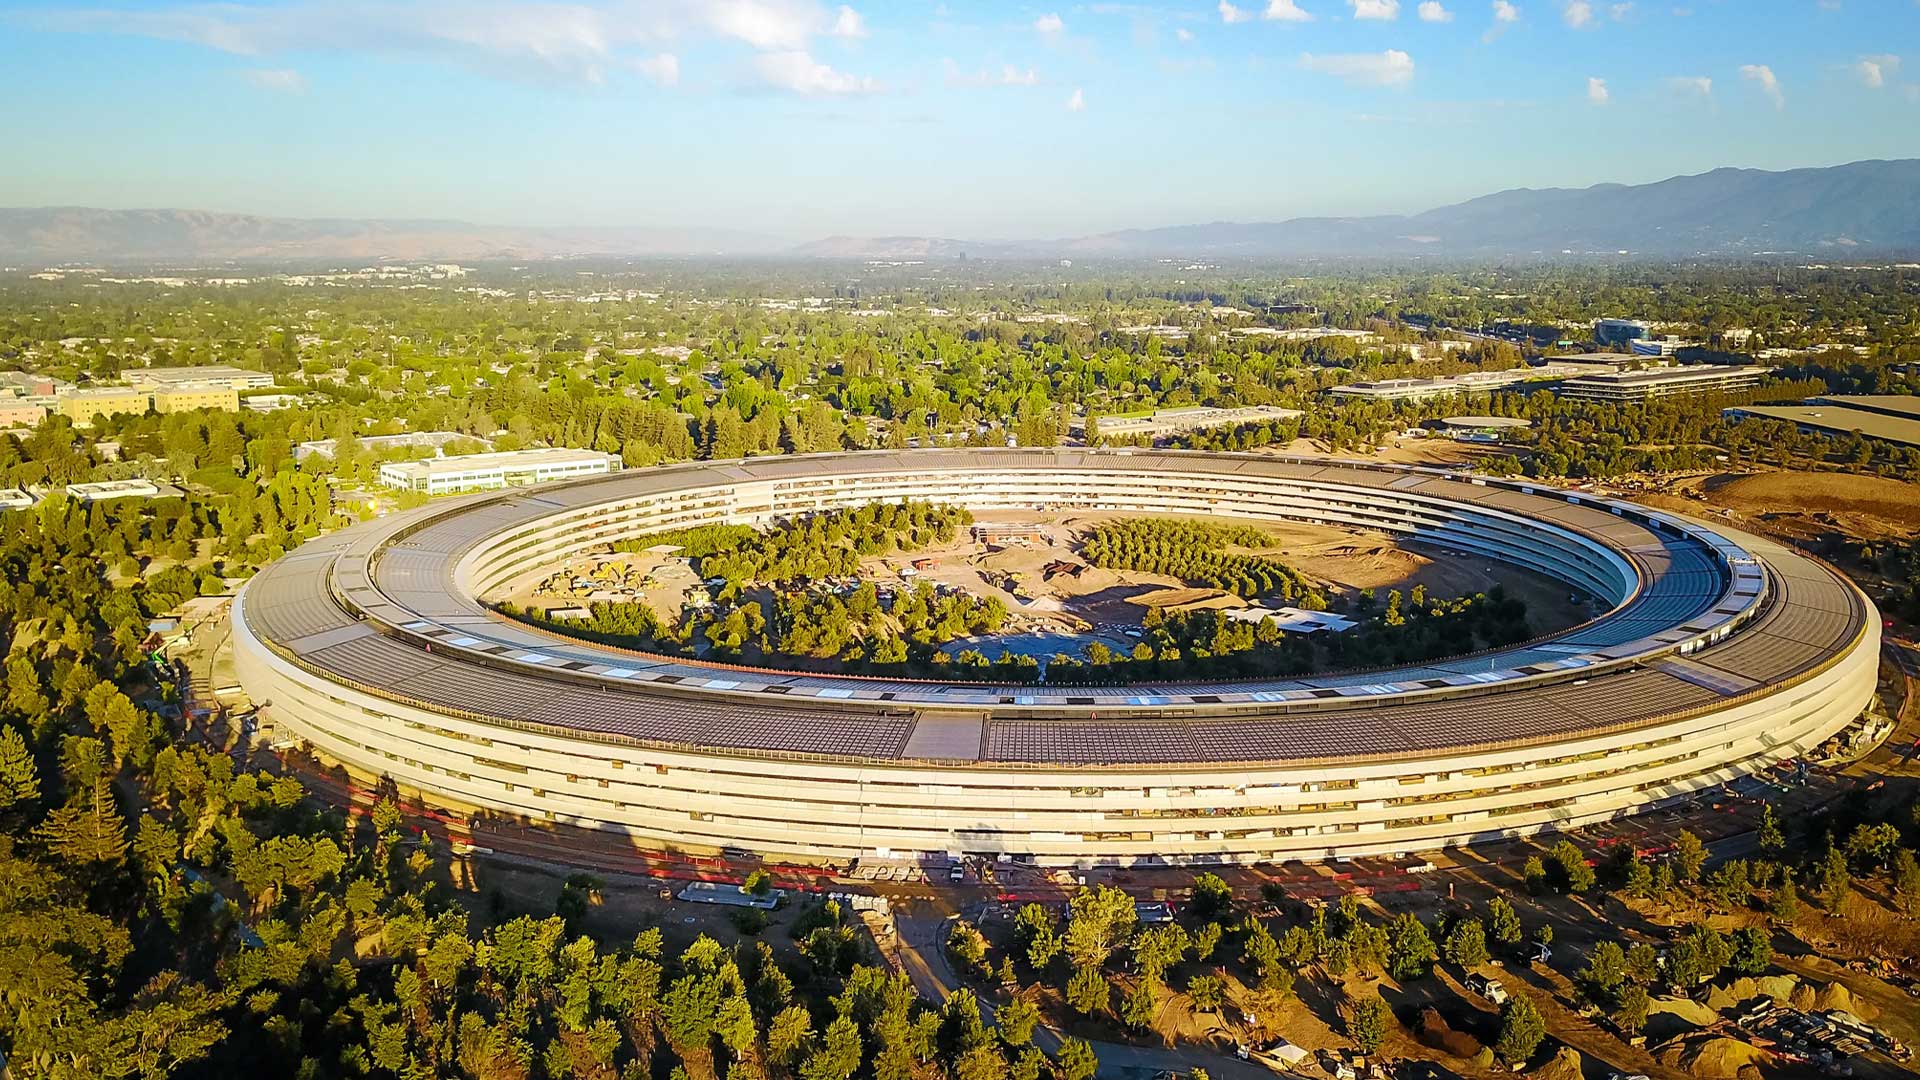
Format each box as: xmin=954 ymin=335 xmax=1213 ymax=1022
xmin=2 ymin=0 xmax=1916 ymax=239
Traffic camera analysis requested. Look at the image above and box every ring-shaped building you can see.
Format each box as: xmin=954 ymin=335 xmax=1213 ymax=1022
xmin=234 ymin=450 xmax=1880 ymax=866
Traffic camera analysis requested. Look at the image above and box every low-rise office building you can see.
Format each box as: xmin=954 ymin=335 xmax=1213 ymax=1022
xmin=124 ymin=365 xmax=276 ymax=391
xmin=0 ymin=401 xmax=47 ymax=428
xmin=1724 ymin=395 xmax=1920 ymax=450
xmin=1094 ymin=404 xmax=1303 ymax=439
xmin=57 ymin=388 xmax=150 ymax=426
xmin=0 ymin=488 xmax=35 ymax=511
xmin=153 ymin=386 xmax=240 ymax=414
xmin=0 ymin=371 xmax=68 ymax=397
xmin=1558 ymin=364 xmax=1773 ymax=404
xmin=65 ymin=478 xmax=174 ymax=503
xmin=1330 ymin=366 xmax=1561 ymax=402
xmin=378 ymin=448 xmax=622 ymax=496
xmin=296 ymin=431 xmax=482 ymax=462
xmin=1629 ymin=338 xmax=1699 ymax=358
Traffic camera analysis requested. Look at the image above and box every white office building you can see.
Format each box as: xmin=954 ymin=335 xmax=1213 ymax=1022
xmin=1558 ymin=364 xmax=1773 ymax=404
xmin=378 ymin=448 xmax=622 ymax=496
xmin=65 ymin=479 xmax=168 ymax=503
xmin=124 ymin=365 xmax=277 ymax=391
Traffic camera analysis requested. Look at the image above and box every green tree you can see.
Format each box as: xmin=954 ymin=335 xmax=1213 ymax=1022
xmin=0 ymin=725 xmax=39 ymax=812
xmin=768 ymin=1004 xmax=814 ymax=1066
xmin=1769 ymin=877 xmax=1800 ymax=924
xmin=1580 ymin=941 xmax=1627 ymax=1000
xmin=1893 ymin=850 xmax=1920 ymax=916
xmin=1757 ymin=802 xmax=1785 ymax=854
xmin=999 ymin=996 xmax=1040 ymax=1047
xmin=1487 ymin=897 xmax=1523 ymax=949
xmin=1522 ymin=855 xmax=1547 ymax=894
xmin=1494 ymin=996 xmax=1547 ymax=1067
xmin=1614 ymin=983 xmax=1650 ymax=1037
xmin=1548 ymin=841 xmax=1595 ymax=893
xmin=1192 ymin=922 xmax=1222 ymax=962
xmin=1187 ymin=973 xmax=1226 ymax=1013
xmin=1066 ymin=964 xmax=1109 ymax=1016
xmin=1015 ymin=903 xmax=1062 ymax=973
xmin=1385 ymin=914 xmax=1436 ymax=981
xmin=1351 ymin=994 xmax=1390 ymax=1055
xmin=1190 ymin=872 xmax=1233 ymax=919
xmin=1730 ymin=926 xmax=1773 ymax=976
xmin=1062 ymin=885 xmax=1137 ymax=969
xmin=1442 ymin=918 xmax=1487 ymax=969
xmin=1130 ymin=924 xmax=1189 ymax=985
xmin=801 ymin=1014 xmax=863 ymax=1080
xmin=1121 ymin=981 xmax=1157 ymax=1031
xmin=1056 ymin=1038 xmax=1099 ymax=1080
xmin=1673 ymin=830 xmax=1708 ymax=883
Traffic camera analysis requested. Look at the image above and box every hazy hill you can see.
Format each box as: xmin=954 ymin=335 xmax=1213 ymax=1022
xmin=4 ymin=160 xmax=1917 ymax=263
xmin=1059 ymin=159 xmax=1920 ymax=258
xmin=0 ymin=208 xmax=780 ymax=262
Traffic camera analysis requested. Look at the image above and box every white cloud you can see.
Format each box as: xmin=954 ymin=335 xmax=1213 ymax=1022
xmin=1299 ymin=48 xmax=1414 ymax=86
xmin=1491 ymin=0 xmax=1519 ymax=21
xmin=944 ymin=60 xmax=1040 ymax=87
xmin=33 ymin=0 xmax=863 ymax=88
xmin=1586 ymin=75 xmax=1608 ymax=103
xmin=752 ymin=49 xmax=879 ymax=94
xmin=1220 ymin=0 xmax=1254 ymax=21
xmin=830 ymin=5 xmax=865 ymax=38
xmin=702 ymin=1 xmax=831 ymax=51
xmin=634 ymin=51 xmax=679 ymax=85
xmin=1034 ymin=12 xmax=1065 ymax=34
xmin=1264 ymin=0 xmax=1314 ymax=21
xmin=1563 ymin=1 xmax=1592 ymax=27
xmin=1608 ymin=2 xmax=1632 ymax=19
xmin=1668 ymin=74 xmax=1712 ymax=99
xmin=240 ymin=67 xmax=306 ymax=93
xmin=1417 ymin=2 xmax=1453 ymax=21
xmin=1855 ymin=54 xmax=1900 ymax=89
xmin=1351 ymin=0 xmax=1399 ymax=18
xmin=1066 ymin=86 xmax=1085 ymax=111
xmin=1175 ymin=26 xmax=1194 ymax=40
xmin=1740 ymin=63 xmax=1784 ymax=109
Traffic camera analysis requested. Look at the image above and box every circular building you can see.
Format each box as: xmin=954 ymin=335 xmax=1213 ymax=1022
xmin=233 ymin=449 xmax=1879 ymax=867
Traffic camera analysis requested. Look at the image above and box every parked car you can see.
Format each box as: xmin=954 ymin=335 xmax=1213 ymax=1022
xmin=1465 ymin=973 xmax=1509 ymax=1004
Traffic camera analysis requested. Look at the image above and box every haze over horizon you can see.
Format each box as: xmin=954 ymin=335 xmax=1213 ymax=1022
xmin=2 ymin=0 xmax=1917 ymax=240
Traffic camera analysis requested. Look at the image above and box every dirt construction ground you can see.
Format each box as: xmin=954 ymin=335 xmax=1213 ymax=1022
xmin=878 ymin=511 xmax=1591 ymax=638
xmin=1630 ymin=471 xmax=1920 ymax=545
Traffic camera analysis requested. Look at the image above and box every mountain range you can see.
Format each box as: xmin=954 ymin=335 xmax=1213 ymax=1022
xmin=5 ymin=159 xmax=1918 ymax=264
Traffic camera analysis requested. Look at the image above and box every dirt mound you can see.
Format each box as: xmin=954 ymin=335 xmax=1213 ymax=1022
xmin=1645 ymin=996 xmax=1718 ymax=1039
xmin=1705 ymin=472 xmax=1920 ymax=531
xmin=1657 ymin=1035 xmax=1772 ymax=1079
xmin=1416 ymin=1006 xmax=1483 ymax=1059
xmin=1129 ymin=587 xmax=1239 ymax=611
xmin=1705 ymin=975 xmax=1798 ymax=1012
xmin=1526 ymin=1046 xmax=1583 ymax=1080
xmin=1790 ymin=980 xmax=1877 ymax=1019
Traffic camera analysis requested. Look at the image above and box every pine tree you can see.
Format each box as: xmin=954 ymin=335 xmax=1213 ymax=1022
xmin=0 ymin=725 xmax=39 ymax=811
xmin=1351 ymin=994 xmax=1389 ymax=1055
xmin=37 ymin=773 xmax=128 ymax=868
xmin=1494 ymin=996 xmax=1547 ymax=1067
xmin=1757 ymin=802 xmax=1785 ymax=853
